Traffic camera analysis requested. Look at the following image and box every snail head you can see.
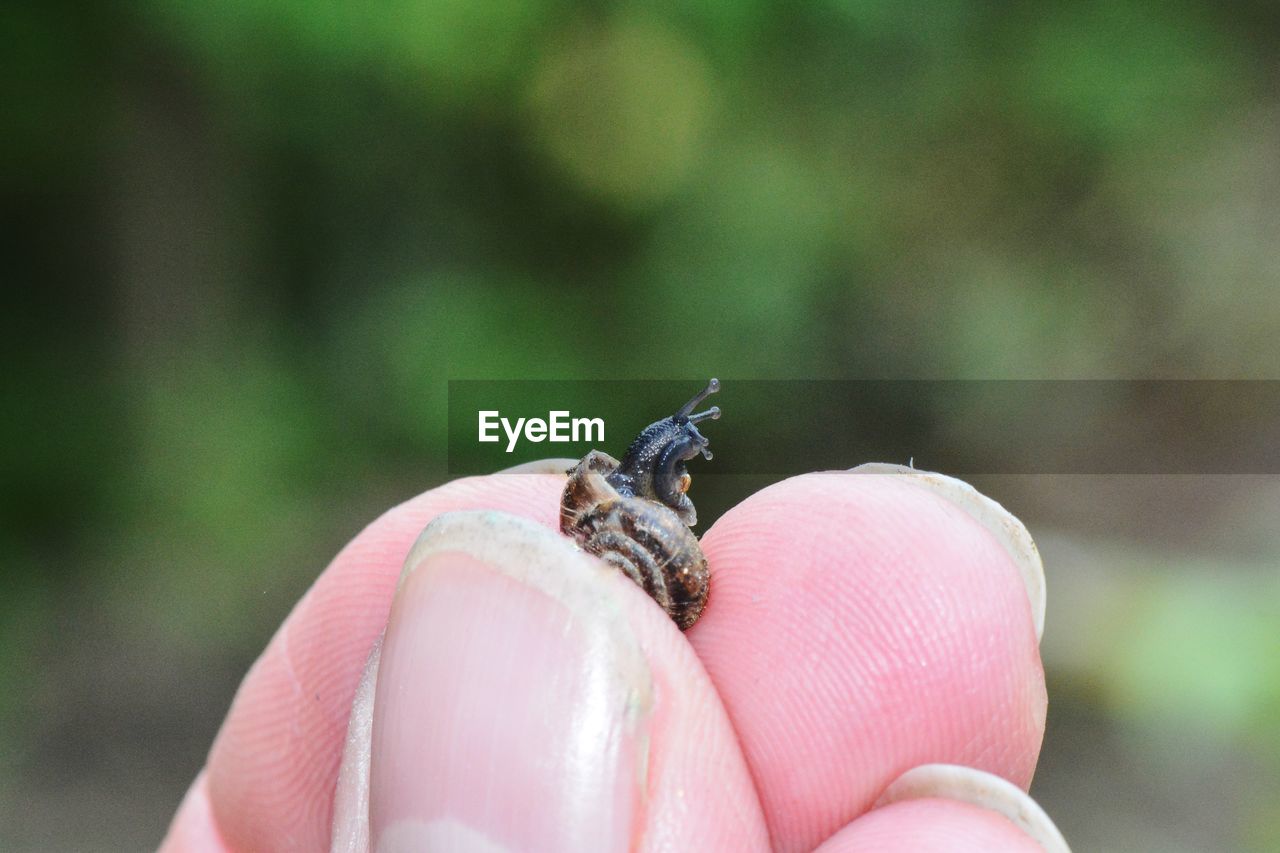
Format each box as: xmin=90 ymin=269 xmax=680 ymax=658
xmin=608 ymin=378 xmax=721 ymax=525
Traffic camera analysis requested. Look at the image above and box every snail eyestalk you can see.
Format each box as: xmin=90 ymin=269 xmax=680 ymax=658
xmin=687 ymin=405 xmax=720 ymax=424
xmin=676 ymin=378 xmax=720 ymax=419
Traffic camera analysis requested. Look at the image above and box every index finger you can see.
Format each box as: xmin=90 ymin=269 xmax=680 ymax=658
xmin=688 ymin=468 xmax=1048 ymax=852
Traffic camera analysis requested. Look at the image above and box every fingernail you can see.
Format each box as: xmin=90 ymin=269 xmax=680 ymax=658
xmin=331 ymin=639 xmax=380 ymax=853
xmin=370 ymin=512 xmax=652 ymax=853
xmin=877 ymin=764 xmax=1070 ymax=852
xmin=849 ymin=464 xmax=1046 ymax=642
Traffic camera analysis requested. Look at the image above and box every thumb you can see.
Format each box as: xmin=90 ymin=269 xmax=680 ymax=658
xmin=330 ymin=510 xmax=767 ymax=853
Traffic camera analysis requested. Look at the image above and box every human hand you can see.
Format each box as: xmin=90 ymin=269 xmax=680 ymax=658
xmin=161 ymin=462 xmax=1066 ymax=852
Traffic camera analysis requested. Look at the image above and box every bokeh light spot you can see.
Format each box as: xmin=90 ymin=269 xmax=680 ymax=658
xmin=527 ymin=17 xmax=716 ymax=208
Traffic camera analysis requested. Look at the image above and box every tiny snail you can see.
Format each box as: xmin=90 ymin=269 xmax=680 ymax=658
xmin=560 ymin=379 xmax=721 ymax=630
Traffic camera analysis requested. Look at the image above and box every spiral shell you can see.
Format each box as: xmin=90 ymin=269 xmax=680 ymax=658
xmin=561 ymin=451 xmax=709 ymax=630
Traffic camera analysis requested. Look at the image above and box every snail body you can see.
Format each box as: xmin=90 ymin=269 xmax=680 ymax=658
xmin=560 ymin=379 xmax=721 ymax=630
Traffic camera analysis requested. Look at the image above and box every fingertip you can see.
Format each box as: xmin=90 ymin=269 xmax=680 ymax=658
xmin=160 ymin=772 xmax=231 ymax=853
xmin=850 ymin=464 xmax=1045 ymax=641
xmin=877 ymin=764 xmax=1069 ymax=852
xmin=814 ymin=798 xmax=1046 ymax=853
xmin=366 ymin=511 xmax=768 ymax=852
xmin=370 ymin=516 xmax=650 ymax=851
xmin=690 ymin=471 xmax=1046 ymax=851
xmin=494 ymin=458 xmax=577 ymax=474
xmin=205 ymin=473 xmax=568 ymax=850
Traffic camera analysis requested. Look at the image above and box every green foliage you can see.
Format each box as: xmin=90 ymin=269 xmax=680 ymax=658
xmin=1102 ymin=570 xmax=1280 ymax=735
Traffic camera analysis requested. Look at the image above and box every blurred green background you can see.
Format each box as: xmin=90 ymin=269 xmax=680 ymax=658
xmin=5 ymin=1 xmax=1280 ymax=850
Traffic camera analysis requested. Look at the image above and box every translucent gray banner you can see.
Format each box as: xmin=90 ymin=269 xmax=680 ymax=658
xmin=447 ymin=380 xmax=1280 ymax=476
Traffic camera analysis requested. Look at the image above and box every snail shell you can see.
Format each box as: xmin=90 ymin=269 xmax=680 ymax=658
xmin=561 ymin=451 xmax=709 ymax=629
xmin=560 ymin=380 xmax=721 ymax=630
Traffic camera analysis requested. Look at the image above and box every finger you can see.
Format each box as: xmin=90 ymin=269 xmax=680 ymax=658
xmin=159 ymin=772 xmax=230 ymax=853
xmin=816 ymin=762 xmax=1069 ymax=852
xmin=814 ymin=799 xmax=1042 ymax=852
xmin=194 ymin=472 xmax=568 ymax=852
xmin=688 ymin=469 xmax=1047 ymax=852
xmin=361 ymin=511 xmax=768 ymax=851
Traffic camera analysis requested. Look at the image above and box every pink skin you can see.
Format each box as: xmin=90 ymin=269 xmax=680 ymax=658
xmin=814 ymin=799 xmax=1046 ymax=852
xmin=161 ymin=469 xmax=1047 ymax=851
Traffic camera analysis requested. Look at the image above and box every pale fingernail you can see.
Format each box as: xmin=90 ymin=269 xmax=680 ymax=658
xmin=876 ymin=763 xmax=1070 ymax=852
xmin=370 ymin=511 xmax=652 ymax=853
xmin=375 ymin=818 xmax=511 ymax=852
xmin=849 ymin=463 xmax=1046 ymax=642
xmin=331 ymin=639 xmax=380 ymax=853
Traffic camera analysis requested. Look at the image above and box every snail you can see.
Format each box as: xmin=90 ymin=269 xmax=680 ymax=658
xmin=560 ymin=379 xmax=721 ymax=630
